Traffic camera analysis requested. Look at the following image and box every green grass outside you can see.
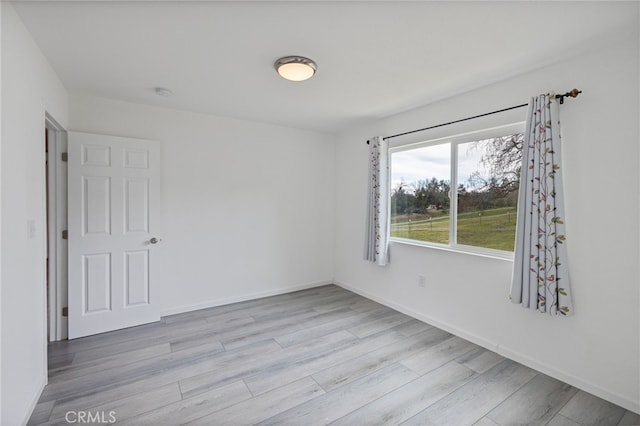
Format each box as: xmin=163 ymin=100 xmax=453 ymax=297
xmin=391 ymin=207 xmax=517 ymax=251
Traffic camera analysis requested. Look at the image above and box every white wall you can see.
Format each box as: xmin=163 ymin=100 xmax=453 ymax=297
xmin=3 ymin=2 xmax=637 ymax=422
xmin=69 ymin=96 xmax=335 ymax=315
xmin=334 ymin=36 xmax=640 ymax=412
xmin=0 ymin=1 xmax=4 ymax=420
xmin=1 ymin=2 xmax=69 ymax=425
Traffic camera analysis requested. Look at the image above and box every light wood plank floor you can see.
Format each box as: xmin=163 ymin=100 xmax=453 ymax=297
xmin=29 ymin=285 xmax=638 ymax=426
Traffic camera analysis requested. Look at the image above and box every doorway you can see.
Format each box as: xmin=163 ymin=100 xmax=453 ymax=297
xmin=45 ymin=115 xmax=68 ymax=341
xmin=44 ymin=128 xmax=162 ymax=340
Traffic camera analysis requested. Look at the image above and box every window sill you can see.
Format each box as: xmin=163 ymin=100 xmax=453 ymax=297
xmin=390 ymin=237 xmax=514 ymax=262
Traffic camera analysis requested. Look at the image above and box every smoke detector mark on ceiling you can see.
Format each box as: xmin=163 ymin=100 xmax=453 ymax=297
xmin=155 ymin=87 xmax=173 ymax=97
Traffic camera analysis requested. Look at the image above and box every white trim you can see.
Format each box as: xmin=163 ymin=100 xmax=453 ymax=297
xmin=390 ymin=238 xmax=515 ymax=261
xmin=160 ymin=280 xmax=333 ymax=317
xmin=46 ymin=127 xmax=56 ymax=342
xmin=334 ymin=280 xmax=640 ymax=414
xmin=45 ymin=114 xmax=67 ymax=342
xmin=388 ymin=122 xmax=525 ymax=152
xmin=450 ymin=141 xmax=458 ymax=245
xmin=21 ymin=376 xmax=47 ymax=426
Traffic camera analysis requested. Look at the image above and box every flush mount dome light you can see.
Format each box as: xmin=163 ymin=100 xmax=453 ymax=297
xmin=274 ymin=56 xmax=317 ymax=82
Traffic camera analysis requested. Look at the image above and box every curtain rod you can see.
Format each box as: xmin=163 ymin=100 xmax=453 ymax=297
xmin=366 ymin=89 xmax=582 ymax=144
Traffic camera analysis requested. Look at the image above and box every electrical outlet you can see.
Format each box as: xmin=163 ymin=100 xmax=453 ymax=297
xmin=418 ymin=275 xmax=426 ymax=288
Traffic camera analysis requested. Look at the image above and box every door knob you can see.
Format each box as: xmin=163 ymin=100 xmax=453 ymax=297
xmin=150 ymin=237 xmax=159 ymax=244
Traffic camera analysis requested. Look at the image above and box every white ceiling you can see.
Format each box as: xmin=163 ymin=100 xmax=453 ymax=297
xmin=11 ymin=1 xmax=638 ymax=133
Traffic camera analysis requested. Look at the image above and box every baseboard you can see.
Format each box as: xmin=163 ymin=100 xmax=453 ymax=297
xmin=22 ymin=375 xmax=47 ymax=426
xmin=160 ymin=280 xmax=333 ymax=317
xmin=334 ymin=280 xmax=640 ymax=415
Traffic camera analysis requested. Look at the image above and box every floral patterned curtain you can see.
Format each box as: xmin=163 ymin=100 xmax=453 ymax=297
xmin=510 ymin=95 xmax=573 ymax=315
xmin=364 ymin=136 xmax=390 ymax=266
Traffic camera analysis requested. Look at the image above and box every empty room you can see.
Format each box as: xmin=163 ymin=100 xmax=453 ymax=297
xmin=1 ymin=1 xmax=639 ymax=425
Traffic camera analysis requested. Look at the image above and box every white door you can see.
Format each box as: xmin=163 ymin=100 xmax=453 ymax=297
xmin=68 ymin=132 xmax=161 ymax=339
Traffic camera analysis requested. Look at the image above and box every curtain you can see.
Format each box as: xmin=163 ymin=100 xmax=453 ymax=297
xmin=364 ymin=136 xmax=390 ymax=266
xmin=510 ymin=94 xmax=573 ymax=315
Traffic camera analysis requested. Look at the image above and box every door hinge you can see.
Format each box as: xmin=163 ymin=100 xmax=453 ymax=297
xmin=62 ymin=307 xmax=68 ymax=317
xmin=62 ymin=230 xmax=68 ymax=240
xmin=61 ymin=152 xmax=68 ymax=162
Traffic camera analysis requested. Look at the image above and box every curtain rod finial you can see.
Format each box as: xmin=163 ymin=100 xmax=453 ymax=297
xmin=556 ymin=88 xmax=582 ymax=104
xmin=568 ymin=88 xmax=582 ymax=98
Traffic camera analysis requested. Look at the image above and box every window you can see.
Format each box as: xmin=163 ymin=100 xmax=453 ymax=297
xmin=390 ymin=125 xmax=524 ymax=256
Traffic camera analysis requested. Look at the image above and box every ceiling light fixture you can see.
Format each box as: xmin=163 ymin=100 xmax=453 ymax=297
xmin=274 ymin=56 xmax=317 ymax=82
xmin=154 ymin=87 xmax=173 ymax=97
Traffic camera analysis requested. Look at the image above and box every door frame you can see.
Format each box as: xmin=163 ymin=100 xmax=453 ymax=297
xmin=46 ymin=113 xmax=68 ymax=342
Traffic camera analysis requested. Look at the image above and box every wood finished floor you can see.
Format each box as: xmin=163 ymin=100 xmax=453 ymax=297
xmin=29 ymin=285 xmax=638 ymax=426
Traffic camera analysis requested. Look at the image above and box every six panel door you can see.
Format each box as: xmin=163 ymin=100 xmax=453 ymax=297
xmin=67 ymin=132 xmax=161 ymax=339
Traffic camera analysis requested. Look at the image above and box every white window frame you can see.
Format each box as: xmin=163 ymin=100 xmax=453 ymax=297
xmin=389 ymin=122 xmax=525 ymax=261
